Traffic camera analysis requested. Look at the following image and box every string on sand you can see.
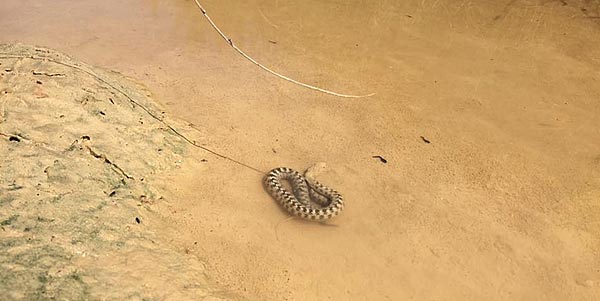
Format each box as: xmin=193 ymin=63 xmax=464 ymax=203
xmin=191 ymin=0 xmax=375 ymax=99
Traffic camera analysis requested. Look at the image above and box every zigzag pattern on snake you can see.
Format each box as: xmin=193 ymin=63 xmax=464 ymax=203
xmin=264 ymin=167 xmax=344 ymax=221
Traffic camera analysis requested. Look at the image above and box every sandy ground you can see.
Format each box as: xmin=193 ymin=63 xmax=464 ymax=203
xmin=0 ymin=44 xmax=230 ymax=300
xmin=1 ymin=0 xmax=600 ymax=300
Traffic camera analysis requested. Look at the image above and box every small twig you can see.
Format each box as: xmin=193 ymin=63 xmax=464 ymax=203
xmin=191 ymin=1 xmax=375 ymax=99
xmin=83 ymin=144 xmax=133 ymax=180
xmin=32 ymin=70 xmax=65 ymax=77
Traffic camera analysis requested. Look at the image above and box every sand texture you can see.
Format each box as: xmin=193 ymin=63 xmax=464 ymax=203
xmin=1 ymin=0 xmax=600 ymax=300
xmin=0 ymin=44 xmax=228 ymax=300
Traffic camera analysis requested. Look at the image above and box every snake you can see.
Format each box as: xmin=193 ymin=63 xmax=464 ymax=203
xmin=263 ymin=167 xmax=344 ymax=221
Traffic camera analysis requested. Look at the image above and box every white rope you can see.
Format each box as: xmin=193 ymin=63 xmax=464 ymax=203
xmin=192 ymin=1 xmax=375 ymax=98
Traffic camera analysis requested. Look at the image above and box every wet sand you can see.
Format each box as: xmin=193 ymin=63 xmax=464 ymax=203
xmin=2 ymin=0 xmax=600 ymax=300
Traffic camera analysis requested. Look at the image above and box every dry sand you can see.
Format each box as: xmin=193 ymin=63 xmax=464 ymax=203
xmin=1 ymin=0 xmax=600 ymax=300
xmin=0 ymin=44 xmax=229 ymax=300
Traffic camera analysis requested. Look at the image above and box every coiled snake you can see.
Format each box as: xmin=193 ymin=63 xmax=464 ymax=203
xmin=264 ymin=166 xmax=344 ymax=221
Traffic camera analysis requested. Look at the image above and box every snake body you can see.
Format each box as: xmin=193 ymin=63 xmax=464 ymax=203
xmin=264 ymin=167 xmax=344 ymax=221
